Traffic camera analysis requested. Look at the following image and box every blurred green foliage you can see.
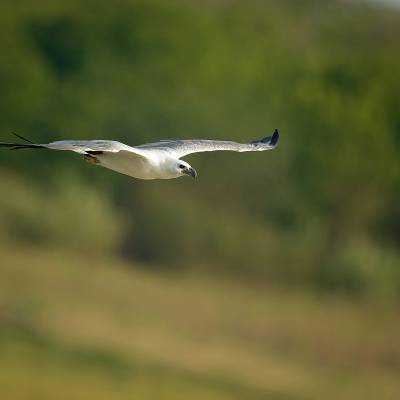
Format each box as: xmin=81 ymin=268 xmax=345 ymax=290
xmin=0 ymin=0 xmax=399 ymax=297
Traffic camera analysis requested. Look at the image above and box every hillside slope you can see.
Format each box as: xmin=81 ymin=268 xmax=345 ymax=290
xmin=1 ymin=245 xmax=400 ymax=400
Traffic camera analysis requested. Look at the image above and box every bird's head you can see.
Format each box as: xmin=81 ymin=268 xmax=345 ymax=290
xmin=176 ymin=160 xmax=197 ymax=179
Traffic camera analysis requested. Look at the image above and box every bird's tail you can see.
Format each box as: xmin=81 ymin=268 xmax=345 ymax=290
xmin=0 ymin=133 xmax=45 ymax=150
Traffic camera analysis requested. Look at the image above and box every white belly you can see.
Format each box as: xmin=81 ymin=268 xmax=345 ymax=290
xmin=96 ymin=151 xmax=177 ymax=180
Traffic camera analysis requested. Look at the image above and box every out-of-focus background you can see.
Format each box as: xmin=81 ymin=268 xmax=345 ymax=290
xmin=0 ymin=0 xmax=399 ymax=399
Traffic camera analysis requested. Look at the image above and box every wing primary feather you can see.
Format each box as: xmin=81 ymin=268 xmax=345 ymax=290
xmin=0 ymin=142 xmax=45 ymax=150
xmin=252 ymin=129 xmax=279 ymax=146
xmin=12 ymin=132 xmax=36 ymax=144
xmin=11 ymin=144 xmax=46 ymax=150
xmin=0 ymin=132 xmax=45 ymax=150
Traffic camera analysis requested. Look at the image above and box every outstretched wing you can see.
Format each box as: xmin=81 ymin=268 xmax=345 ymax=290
xmin=46 ymin=140 xmax=137 ymax=154
xmin=136 ymin=129 xmax=279 ymax=158
xmin=0 ymin=136 xmax=147 ymax=158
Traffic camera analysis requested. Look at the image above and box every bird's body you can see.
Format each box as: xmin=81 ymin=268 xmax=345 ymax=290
xmin=95 ymin=149 xmax=181 ymax=180
xmin=1 ymin=130 xmax=279 ymax=180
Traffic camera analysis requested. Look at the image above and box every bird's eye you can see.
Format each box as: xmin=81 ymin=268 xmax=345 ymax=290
xmin=179 ymin=164 xmax=185 ymax=169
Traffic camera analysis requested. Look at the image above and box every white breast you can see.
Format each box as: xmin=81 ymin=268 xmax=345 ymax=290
xmin=96 ymin=151 xmax=179 ymax=180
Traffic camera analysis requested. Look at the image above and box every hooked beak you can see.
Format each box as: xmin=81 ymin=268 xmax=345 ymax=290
xmin=184 ymin=167 xmax=197 ymax=179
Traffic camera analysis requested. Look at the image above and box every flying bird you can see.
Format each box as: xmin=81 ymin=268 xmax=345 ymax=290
xmin=0 ymin=129 xmax=279 ymax=180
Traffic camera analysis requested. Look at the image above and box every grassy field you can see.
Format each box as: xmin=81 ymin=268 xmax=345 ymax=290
xmin=1 ymin=244 xmax=400 ymax=400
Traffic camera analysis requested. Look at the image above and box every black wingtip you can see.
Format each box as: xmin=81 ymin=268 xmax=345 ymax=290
xmin=270 ymin=129 xmax=279 ymax=146
xmin=12 ymin=132 xmax=35 ymax=144
xmin=258 ymin=129 xmax=279 ymax=147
